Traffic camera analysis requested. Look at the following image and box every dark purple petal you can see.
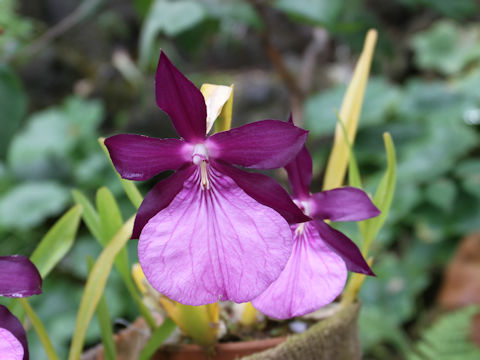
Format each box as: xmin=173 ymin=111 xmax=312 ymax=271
xmin=207 ymin=120 xmax=308 ymax=169
xmin=0 ymin=305 xmax=28 ymax=359
xmin=284 ymin=145 xmax=312 ymax=200
xmin=132 ymin=165 xmax=195 ymax=239
xmin=0 ymin=256 xmax=42 ymax=298
xmin=155 ymin=52 xmax=206 ymax=142
xmin=213 ymin=161 xmax=310 ymax=224
xmin=309 ymin=187 xmax=380 ymax=221
xmin=105 ymin=134 xmax=190 ymax=181
xmin=313 ymin=220 xmax=374 ymax=275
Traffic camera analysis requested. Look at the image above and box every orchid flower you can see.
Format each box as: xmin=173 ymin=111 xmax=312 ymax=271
xmin=0 ymin=255 xmax=43 ymax=360
xmin=252 ymin=118 xmax=379 ymax=319
xmin=105 ymin=52 xmax=310 ymax=305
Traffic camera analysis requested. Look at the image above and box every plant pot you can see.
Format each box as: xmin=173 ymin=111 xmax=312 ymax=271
xmin=153 ymin=302 xmax=361 ymax=360
xmin=152 ymin=337 xmax=286 ymax=360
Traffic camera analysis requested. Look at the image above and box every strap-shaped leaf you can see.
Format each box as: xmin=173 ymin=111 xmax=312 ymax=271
xmin=323 ymin=29 xmax=377 ymax=190
xmin=68 ymin=217 xmax=134 ymax=360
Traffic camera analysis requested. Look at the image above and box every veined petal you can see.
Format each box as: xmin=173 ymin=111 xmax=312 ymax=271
xmin=313 ymin=220 xmax=374 ymax=275
xmin=0 ymin=256 xmax=42 ymax=298
xmin=252 ymin=222 xmax=347 ymax=319
xmin=214 ymin=161 xmax=310 ymax=224
xmin=0 ymin=305 xmax=28 ymax=360
xmin=138 ymin=164 xmax=293 ymax=305
xmin=207 ymin=120 xmax=308 ymax=169
xmin=132 ymin=166 xmax=195 ymax=239
xmin=309 ymin=187 xmax=380 ymax=221
xmin=105 ymin=134 xmax=189 ymax=181
xmin=155 ymin=52 xmax=206 ymax=141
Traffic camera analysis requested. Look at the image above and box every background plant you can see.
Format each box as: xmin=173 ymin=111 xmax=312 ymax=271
xmin=1 ymin=0 xmax=479 ymax=359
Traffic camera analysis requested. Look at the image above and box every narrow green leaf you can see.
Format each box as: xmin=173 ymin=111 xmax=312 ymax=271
xmin=336 ymin=111 xmax=362 ymax=188
xmin=87 ymin=257 xmax=117 ymax=360
xmin=10 ymin=205 xmax=82 ymax=321
xmin=360 ymin=133 xmax=397 ymax=256
xmin=98 ymin=138 xmax=143 ymax=209
xmin=96 ymin=187 xmax=123 ymax=246
xmin=30 ymin=205 xmax=82 ymax=278
xmin=139 ymin=318 xmax=176 ymax=360
xmin=96 ymin=187 xmax=129 ymax=279
xmin=94 ymin=187 xmax=156 ymax=330
xmin=72 ymin=189 xmax=102 ymax=241
xmin=19 ymin=298 xmax=59 ymax=360
xmin=68 ymin=216 xmax=134 ymax=360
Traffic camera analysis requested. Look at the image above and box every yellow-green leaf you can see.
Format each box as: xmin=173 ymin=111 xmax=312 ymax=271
xmin=72 ymin=189 xmax=102 ymax=241
xmin=30 ymin=205 xmax=82 ymax=278
xmin=68 ymin=216 xmax=134 ymax=360
xmin=360 ymin=133 xmax=397 ymax=256
xmin=19 ymin=298 xmax=59 ymax=360
xmin=323 ymin=29 xmax=377 ymax=190
xmin=87 ymin=257 xmax=116 ymax=360
xmin=138 ymin=318 xmax=176 ymax=360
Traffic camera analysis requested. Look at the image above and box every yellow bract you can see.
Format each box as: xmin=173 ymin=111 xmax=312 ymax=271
xmin=323 ymin=29 xmax=378 ymax=190
xmin=200 ymin=83 xmax=234 ymax=133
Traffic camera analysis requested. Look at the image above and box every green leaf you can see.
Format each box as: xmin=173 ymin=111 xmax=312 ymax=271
xmin=273 ymin=0 xmax=345 ymax=27
xmin=399 ymin=0 xmax=477 ymax=20
xmin=30 ymin=205 xmax=82 ymax=278
xmin=408 ymin=306 xmax=480 ymax=360
xmin=411 ymin=20 xmax=480 ymax=75
xmin=68 ymin=216 xmax=134 ymax=360
xmin=87 ymin=257 xmax=117 ymax=360
xmin=72 ymin=189 xmax=102 ymax=241
xmin=0 ymin=182 xmax=69 ymax=230
xmin=7 ymin=96 xmax=103 ymax=179
xmin=0 ymin=65 xmax=27 ymax=158
xmin=96 ymin=187 xmax=129 ymax=280
xmin=139 ymin=0 xmax=206 ymax=68
xmin=455 ymin=160 xmax=480 ymax=199
xmin=425 ymin=178 xmax=457 ymax=213
xmin=360 ymin=133 xmax=396 ymax=256
xmin=139 ymin=318 xmax=176 ymax=360
xmin=19 ymin=298 xmax=60 ymax=360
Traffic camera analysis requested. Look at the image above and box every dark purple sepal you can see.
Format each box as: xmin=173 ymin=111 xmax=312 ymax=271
xmin=0 ymin=256 xmax=42 ymax=298
xmin=0 ymin=305 xmax=29 ymax=359
xmin=214 ymin=160 xmax=311 ymax=224
xmin=207 ymin=120 xmax=308 ymax=169
xmin=310 ymin=187 xmax=380 ymax=222
xmin=284 ymin=114 xmax=312 ymax=199
xmin=155 ymin=52 xmax=206 ymax=142
xmin=284 ymin=145 xmax=312 ymax=200
xmin=313 ymin=220 xmax=375 ymax=276
xmin=105 ymin=134 xmax=189 ymax=181
xmin=132 ymin=165 xmax=195 ymax=239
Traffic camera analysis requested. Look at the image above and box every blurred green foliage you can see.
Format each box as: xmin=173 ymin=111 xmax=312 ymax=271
xmin=1 ymin=0 xmax=479 ymax=359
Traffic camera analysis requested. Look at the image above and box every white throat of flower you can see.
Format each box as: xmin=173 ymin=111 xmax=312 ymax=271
xmin=294 ymin=200 xmax=310 ymax=236
xmin=192 ymin=144 xmax=210 ymax=190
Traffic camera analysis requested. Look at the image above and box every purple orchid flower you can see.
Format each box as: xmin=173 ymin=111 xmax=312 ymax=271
xmin=252 ymin=117 xmax=380 ymax=319
xmin=105 ymin=52 xmax=310 ymax=305
xmin=0 ymin=255 xmax=43 ymax=360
